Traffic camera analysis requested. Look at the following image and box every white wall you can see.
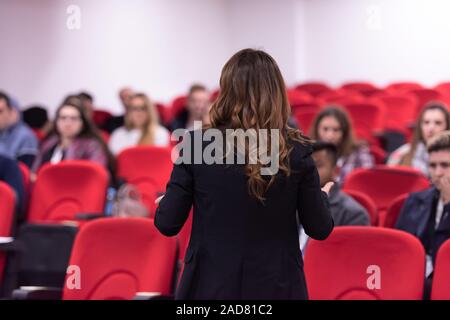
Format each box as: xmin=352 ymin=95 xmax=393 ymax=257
xmin=300 ymin=0 xmax=450 ymax=88
xmin=0 ymin=0 xmax=232 ymax=114
xmin=3 ymin=0 xmax=450 ymax=115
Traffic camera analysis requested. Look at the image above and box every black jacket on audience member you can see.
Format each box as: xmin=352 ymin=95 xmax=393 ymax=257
xmin=396 ymin=187 xmax=450 ymax=263
xmin=155 ymin=130 xmax=334 ymax=300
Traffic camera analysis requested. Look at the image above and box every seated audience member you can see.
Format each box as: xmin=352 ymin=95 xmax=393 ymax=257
xmin=310 ymin=107 xmax=374 ymax=184
xmin=0 ymin=154 xmax=25 ymax=215
xmin=299 ymin=142 xmax=370 ymax=251
xmin=31 ymin=97 xmax=115 ymax=177
xmin=396 ymin=131 xmax=450 ymax=282
xmin=103 ymin=87 xmax=134 ymax=133
xmin=109 ymin=93 xmax=170 ymax=155
xmin=312 ymin=142 xmax=370 ymax=226
xmin=169 ymin=84 xmax=211 ymax=131
xmin=0 ymin=91 xmax=39 ymax=167
xmin=388 ymin=102 xmax=450 ymax=177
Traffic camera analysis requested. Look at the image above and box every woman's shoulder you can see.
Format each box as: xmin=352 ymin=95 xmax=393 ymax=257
xmin=288 ymin=139 xmax=314 ymax=168
xmin=387 ymin=143 xmax=411 ymax=164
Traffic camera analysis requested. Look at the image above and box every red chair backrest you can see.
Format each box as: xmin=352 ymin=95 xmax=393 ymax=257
xmin=18 ymin=162 xmax=30 ymax=205
xmin=0 ymin=182 xmax=16 ymax=284
xmin=27 ymin=161 xmax=109 ymax=223
xmin=431 ymin=239 xmax=450 ymax=300
xmin=63 ymin=218 xmax=178 ymax=300
xmin=295 ymin=82 xmax=332 ymax=97
xmin=318 ymin=89 xmax=364 ymax=105
xmin=117 ymin=146 xmax=173 ymax=197
xmin=92 ymin=110 xmax=113 ymax=127
xmin=155 ymin=103 xmax=171 ymax=126
xmin=304 ymin=227 xmax=425 ymax=299
xmin=383 ymin=193 xmax=409 ymax=228
xmin=371 ymin=93 xmax=418 ymax=133
xmin=293 ymin=108 xmax=319 ymax=135
xmin=343 ymin=165 xmax=430 ymax=215
xmin=341 ymin=82 xmax=379 ymax=96
xmin=407 ymin=88 xmax=444 ymax=114
xmin=287 ymin=89 xmax=313 ymax=107
xmin=341 ymin=101 xmax=385 ymax=142
xmin=386 ymin=82 xmax=423 ymax=93
xmin=343 ymin=189 xmax=378 ymax=225
xmin=170 ymin=95 xmax=188 ymax=119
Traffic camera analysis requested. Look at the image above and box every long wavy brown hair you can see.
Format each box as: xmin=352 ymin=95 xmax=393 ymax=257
xmin=209 ymin=48 xmax=310 ymax=202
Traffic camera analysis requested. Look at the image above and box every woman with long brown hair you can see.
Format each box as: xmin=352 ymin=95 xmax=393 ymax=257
xmin=32 ymin=95 xmax=116 ymax=179
xmin=387 ymin=102 xmax=450 ymax=177
xmin=108 ymin=93 xmax=170 ymax=155
xmin=154 ymin=49 xmax=333 ymax=300
xmin=310 ymin=106 xmax=374 ymax=184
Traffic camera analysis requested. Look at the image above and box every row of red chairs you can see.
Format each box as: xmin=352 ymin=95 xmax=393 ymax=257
xmin=343 ymin=165 xmax=430 ymax=227
xmin=305 ymin=226 xmax=450 ymax=300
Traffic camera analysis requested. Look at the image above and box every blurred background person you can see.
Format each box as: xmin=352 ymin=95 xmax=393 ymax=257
xmin=388 ymin=102 xmax=450 ymax=177
xmin=310 ymin=106 xmax=374 ymax=184
xmin=0 ymin=91 xmax=38 ymax=168
xmin=32 ymin=96 xmax=115 ymax=179
xmin=169 ymin=84 xmax=211 ymax=131
xmin=103 ymin=87 xmax=134 ymax=133
xmin=109 ymin=93 xmax=170 ymax=155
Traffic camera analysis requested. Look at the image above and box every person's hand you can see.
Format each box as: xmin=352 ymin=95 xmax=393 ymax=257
xmin=321 ymin=182 xmax=334 ymax=196
xmin=440 ymin=176 xmax=450 ymax=204
xmin=155 ymin=195 xmax=165 ymax=205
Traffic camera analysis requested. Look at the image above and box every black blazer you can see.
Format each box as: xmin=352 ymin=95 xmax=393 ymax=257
xmin=155 ymin=131 xmax=334 ymax=300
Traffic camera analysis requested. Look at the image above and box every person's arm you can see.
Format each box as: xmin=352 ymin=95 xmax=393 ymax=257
xmin=297 ymin=156 xmax=334 ymax=240
xmin=154 ymin=161 xmax=193 ymax=237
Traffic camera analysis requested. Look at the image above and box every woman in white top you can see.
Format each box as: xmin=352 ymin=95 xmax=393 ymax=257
xmin=109 ymin=93 xmax=170 ymax=155
xmin=387 ymin=102 xmax=450 ymax=177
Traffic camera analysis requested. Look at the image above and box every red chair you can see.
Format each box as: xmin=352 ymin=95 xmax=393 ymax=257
xmin=407 ymin=88 xmax=444 ymax=114
xmin=293 ymin=108 xmax=319 ymax=135
xmin=343 ymin=166 xmax=430 ymax=226
xmin=63 ymin=218 xmax=178 ymax=300
xmin=27 ymin=161 xmax=109 ymax=223
xmin=383 ymin=193 xmax=408 ymax=228
xmin=318 ymin=89 xmax=364 ymax=105
xmin=341 ymin=101 xmax=385 ymax=143
xmin=341 ymin=82 xmax=379 ymax=97
xmin=117 ymin=146 xmax=173 ymax=213
xmin=0 ymin=182 xmax=15 ymax=285
xmin=304 ymin=227 xmax=425 ymax=299
xmin=170 ymin=95 xmax=188 ymax=121
xmin=155 ymin=103 xmax=172 ymax=126
xmin=435 ymin=82 xmax=450 ymax=99
xmin=210 ymin=89 xmax=220 ymax=103
xmin=295 ymin=82 xmax=332 ymax=97
xmin=287 ymin=89 xmax=313 ymax=108
xmin=371 ymin=93 xmax=418 ymax=134
xmin=92 ymin=110 xmax=113 ymax=128
xmin=431 ymin=239 xmax=450 ymax=300
xmin=386 ymin=82 xmax=423 ymax=93
xmin=18 ymin=162 xmax=30 ymax=206
xmin=343 ymin=190 xmax=378 ymax=226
